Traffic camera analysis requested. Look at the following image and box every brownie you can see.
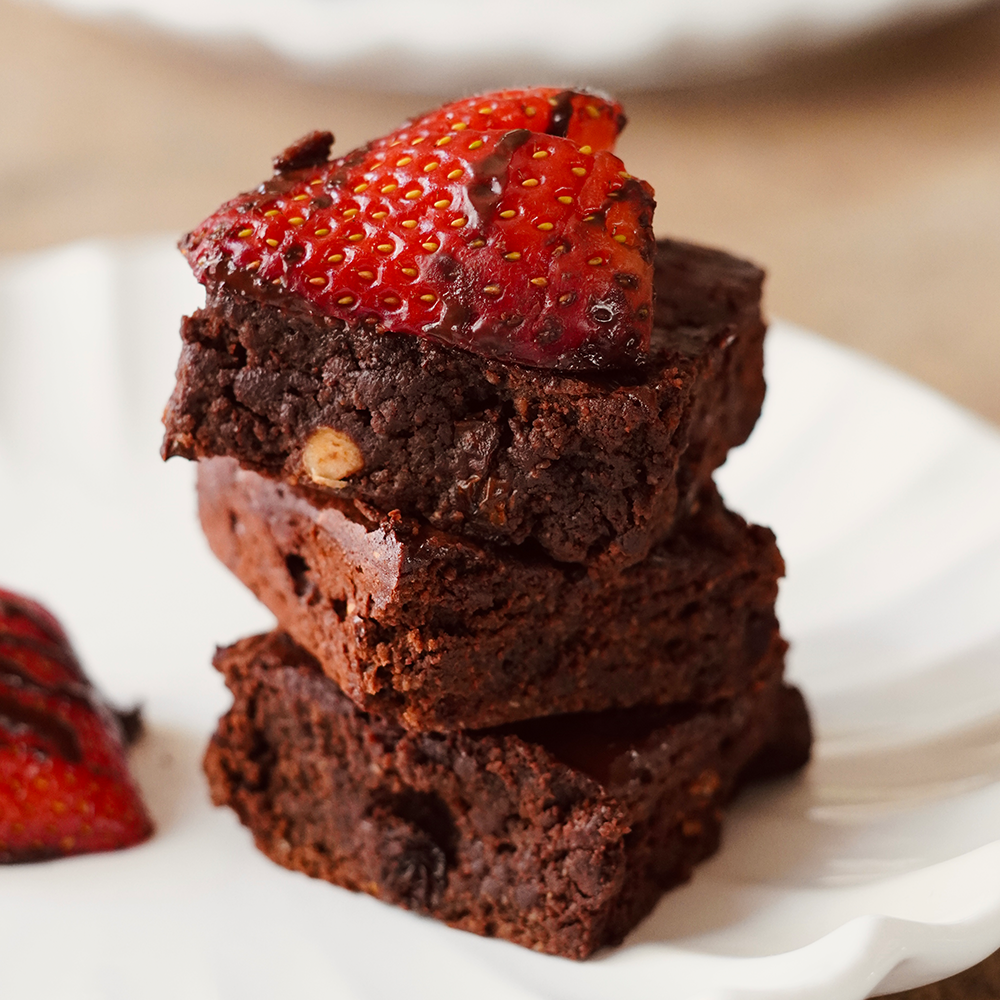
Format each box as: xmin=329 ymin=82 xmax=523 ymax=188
xmin=164 ymin=238 xmax=766 ymax=566
xmin=205 ymin=630 xmax=811 ymax=959
xmin=198 ymin=457 xmax=786 ymax=730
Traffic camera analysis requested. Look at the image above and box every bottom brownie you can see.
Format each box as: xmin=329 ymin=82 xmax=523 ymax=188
xmin=205 ymin=631 xmax=811 ymax=959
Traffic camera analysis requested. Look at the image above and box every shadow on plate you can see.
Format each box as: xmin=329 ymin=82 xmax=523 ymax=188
xmin=623 ymin=635 xmax=1000 ymax=951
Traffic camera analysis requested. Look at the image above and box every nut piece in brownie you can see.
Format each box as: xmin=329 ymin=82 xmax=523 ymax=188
xmin=205 ymin=630 xmax=811 ymax=959
xmin=164 ymin=239 xmax=766 ymax=565
xmin=198 ymin=457 xmax=786 ymax=730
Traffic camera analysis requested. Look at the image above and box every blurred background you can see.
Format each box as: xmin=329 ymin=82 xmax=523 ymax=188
xmin=1 ymin=0 xmax=997 ymax=426
xmin=0 ymin=0 xmax=997 ymax=995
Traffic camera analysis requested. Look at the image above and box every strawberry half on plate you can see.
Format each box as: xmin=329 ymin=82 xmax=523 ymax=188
xmin=0 ymin=588 xmax=153 ymax=863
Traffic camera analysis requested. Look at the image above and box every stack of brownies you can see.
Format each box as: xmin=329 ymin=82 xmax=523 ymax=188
xmin=162 ymin=234 xmax=810 ymax=959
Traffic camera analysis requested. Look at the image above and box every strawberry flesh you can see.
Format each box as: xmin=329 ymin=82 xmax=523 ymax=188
xmin=380 ymin=87 xmax=626 ymax=154
xmin=184 ymin=115 xmax=655 ymax=370
xmin=0 ymin=588 xmax=153 ymax=863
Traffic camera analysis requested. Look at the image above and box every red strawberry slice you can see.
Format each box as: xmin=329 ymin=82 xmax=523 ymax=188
xmin=184 ymin=125 xmax=655 ymax=370
xmin=0 ymin=588 xmax=153 ymax=863
xmin=0 ymin=589 xmax=70 ymax=647
xmin=379 ymin=88 xmax=626 ymax=153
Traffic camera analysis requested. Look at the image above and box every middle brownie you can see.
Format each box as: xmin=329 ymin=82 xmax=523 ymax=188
xmin=200 ymin=457 xmax=784 ymax=731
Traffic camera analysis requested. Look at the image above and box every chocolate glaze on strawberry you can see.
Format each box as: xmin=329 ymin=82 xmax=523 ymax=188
xmin=547 ymin=90 xmax=576 ymax=137
xmin=0 ymin=610 xmax=91 ymax=766
xmin=0 ymin=591 xmax=70 ymax=647
xmin=467 ymin=128 xmax=531 ymax=221
xmin=0 ymin=692 xmax=83 ymax=763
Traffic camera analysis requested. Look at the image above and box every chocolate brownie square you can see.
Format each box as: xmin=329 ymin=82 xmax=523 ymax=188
xmin=165 ymin=239 xmax=766 ymax=566
xmin=205 ymin=630 xmax=811 ymax=959
xmin=198 ymin=457 xmax=786 ymax=730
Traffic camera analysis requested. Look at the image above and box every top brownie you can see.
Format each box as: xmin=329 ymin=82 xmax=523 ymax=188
xmin=163 ymin=238 xmax=765 ymax=565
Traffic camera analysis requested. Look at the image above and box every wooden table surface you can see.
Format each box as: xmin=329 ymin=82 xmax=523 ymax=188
xmin=1 ymin=1 xmax=998 ymax=995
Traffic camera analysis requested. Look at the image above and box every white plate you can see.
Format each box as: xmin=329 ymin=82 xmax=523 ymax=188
xmin=1 ymin=237 xmax=999 ymax=1000
xmin=22 ymin=0 xmax=980 ymax=91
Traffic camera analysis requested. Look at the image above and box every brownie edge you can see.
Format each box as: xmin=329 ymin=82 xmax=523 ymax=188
xmin=205 ymin=631 xmax=811 ymax=959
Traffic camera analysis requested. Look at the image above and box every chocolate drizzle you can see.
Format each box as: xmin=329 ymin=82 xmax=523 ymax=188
xmin=546 ymin=90 xmax=574 ymax=138
xmin=0 ymin=654 xmax=89 ymax=702
xmin=467 ymin=129 xmax=531 ymax=224
xmin=0 ymin=595 xmax=67 ymax=646
xmin=0 ymin=595 xmax=110 ymax=762
xmin=545 ymin=89 xmax=628 ymax=140
xmin=0 ymin=632 xmax=87 ymax=681
xmin=322 ymin=144 xmax=372 ymax=191
xmin=0 ymin=692 xmax=82 ymax=762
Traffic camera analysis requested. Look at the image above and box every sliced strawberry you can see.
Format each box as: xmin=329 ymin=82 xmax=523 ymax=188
xmin=0 ymin=749 xmax=150 ymax=861
xmin=0 ymin=589 xmax=71 ymax=647
xmin=0 ymin=635 xmax=87 ymax=692
xmin=184 ymin=125 xmax=654 ymax=370
xmin=378 ymin=88 xmax=626 ymax=154
xmin=0 ymin=588 xmax=153 ymax=863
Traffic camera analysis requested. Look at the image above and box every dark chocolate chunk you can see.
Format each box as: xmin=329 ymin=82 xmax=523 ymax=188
xmin=273 ymin=130 xmax=335 ymax=174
